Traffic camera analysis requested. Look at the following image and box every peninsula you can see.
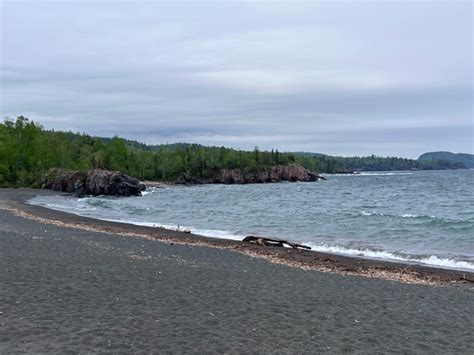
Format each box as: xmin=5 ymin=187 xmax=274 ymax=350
xmin=0 ymin=116 xmax=467 ymax=190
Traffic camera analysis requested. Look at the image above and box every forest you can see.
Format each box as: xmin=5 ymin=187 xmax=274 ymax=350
xmin=0 ymin=116 xmax=466 ymax=187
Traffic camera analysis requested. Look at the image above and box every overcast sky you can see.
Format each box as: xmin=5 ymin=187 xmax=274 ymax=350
xmin=1 ymin=1 xmax=472 ymax=158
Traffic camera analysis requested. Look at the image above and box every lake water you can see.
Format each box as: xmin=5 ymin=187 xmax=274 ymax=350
xmin=29 ymin=170 xmax=474 ymax=271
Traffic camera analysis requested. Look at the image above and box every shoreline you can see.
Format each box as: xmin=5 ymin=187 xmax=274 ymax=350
xmin=2 ymin=190 xmax=473 ymax=353
xmin=1 ymin=188 xmax=472 ymax=285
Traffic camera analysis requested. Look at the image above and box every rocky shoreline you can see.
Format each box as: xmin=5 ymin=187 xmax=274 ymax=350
xmin=176 ymin=164 xmax=325 ymax=185
xmin=39 ymin=164 xmax=325 ymax=196
xmin=40 ymin=169 xmax=146 ymax=197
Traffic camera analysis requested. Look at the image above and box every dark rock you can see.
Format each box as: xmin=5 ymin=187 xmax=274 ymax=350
xmin=176 ymin=164 xmax=324 ymax=185
xmin=221 ymin=164 xmax=321 ymax=184
xmin=41 ymin=169 xmax=146 ymax=197
xmin=175 ymin=173 xmax=206 ymax=185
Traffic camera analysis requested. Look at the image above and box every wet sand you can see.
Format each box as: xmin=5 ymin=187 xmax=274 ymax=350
xmin=0 ymin=188 xmax=473 ymax=353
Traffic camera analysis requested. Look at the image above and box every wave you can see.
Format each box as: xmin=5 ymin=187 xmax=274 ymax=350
xmin=82 ymin=198 xmax=114 ymax=208
xmin=106 ymin=216 xmax=474 ymax=271
xmin=140 ymin=187 xmax=161 ymax=196
xmin=28 ymin=196 xmax=474 ymax=272
xmin=185 ymin=228 xmax=245 ymax=241
xmin=359 ymin=172 xmax=414 ymax=176
xmin=104 ymin=217 xmax=474 ymax=271
xmin=359 ymin=211 xmax=473 ymax=230
xmin=361 ymin=211 xmax=384 ymax=217
xmin=361 ymin=211 xmax=438 ymax=219
xmin=103 ymin=219 xmax=245 ymax=241
xmin=305 ymin=243 xmax=474 ymax=271
xmin=70 ymin=211 xmax=474 ymax=271
xmin=33 ymin=209 xmax=246 ymax=242
xmin=39 ymin=202 xmax=97 ymax=213
xmin=327 ymin=172 xmax=414 ymax=177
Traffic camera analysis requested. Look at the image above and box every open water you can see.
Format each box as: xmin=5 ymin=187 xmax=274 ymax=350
xmin=30 ymin=169 xmax=474 ymax=271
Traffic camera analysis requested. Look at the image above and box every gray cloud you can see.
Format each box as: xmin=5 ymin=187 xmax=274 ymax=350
xmin=1 ymin=0 xmax=472 ymax=158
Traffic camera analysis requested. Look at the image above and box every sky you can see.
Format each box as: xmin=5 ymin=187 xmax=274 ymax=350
xmin=1 ymin=0 xmax=472 ymax=158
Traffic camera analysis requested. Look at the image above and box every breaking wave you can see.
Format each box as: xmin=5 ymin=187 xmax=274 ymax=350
xmin=305 ymin=243 xmax=474 ymax=271
xmin=27 ymin=169 xmax=474 ymax=273
xmin=359 ymin=172 xmax=414 ymax=176
xmin=361 ymin=211 xmax=438 ymax=219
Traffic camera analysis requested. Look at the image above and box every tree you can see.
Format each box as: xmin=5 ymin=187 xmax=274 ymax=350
xmin=254 ymin=146 xmax=260 ymax=165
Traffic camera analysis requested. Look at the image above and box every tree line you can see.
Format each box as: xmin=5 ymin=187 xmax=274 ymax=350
xmin=296 ymin=153 xmax=465 ymax=172
xmin=0 ymin=116 xmax=465 ymax=187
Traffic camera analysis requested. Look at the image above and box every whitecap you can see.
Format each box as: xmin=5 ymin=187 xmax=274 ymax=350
xmin=305 ymin=243 xmax=474 ymax=271
xmin=359 ymin=172 xmax=414 ymax=176
xmin=361 ymin=211 xmax=384 ymax=217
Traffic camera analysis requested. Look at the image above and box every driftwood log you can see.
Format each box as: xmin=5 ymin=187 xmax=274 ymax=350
xmin=242 ymin=236 xmax=311 ymax=250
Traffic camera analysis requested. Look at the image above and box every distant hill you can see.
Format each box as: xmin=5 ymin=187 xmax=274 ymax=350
xmin=418 ymin=152 xmax=474 ymax=168
xmin=295 ymin=152 xmax=466 ymax=171
xmin=0 ymin=116 xmax=469 ymax=189
xmin=97 ymin=137 xmax=205 ymax=152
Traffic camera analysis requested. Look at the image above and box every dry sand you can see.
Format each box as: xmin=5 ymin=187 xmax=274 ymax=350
xmin=0 ymin=188 xmax=473 ymax=353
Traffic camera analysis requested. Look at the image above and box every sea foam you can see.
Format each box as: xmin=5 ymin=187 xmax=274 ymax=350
xmin=305 ymin=243 xmax=474 ymax=271
xmin=27 ymin=169 xmax=474 ymax=273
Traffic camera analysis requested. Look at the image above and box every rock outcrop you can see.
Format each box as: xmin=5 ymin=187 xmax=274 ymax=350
xmin=41 ymin=169 xmax=146 ymax=197
xmin=221 ymin=164 xmax=322 ymax=184
xmin=176 ymin=164 xmax=324 ymax=185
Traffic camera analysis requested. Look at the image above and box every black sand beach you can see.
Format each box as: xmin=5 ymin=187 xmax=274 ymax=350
xmin=1 ymin=189 xmax=473 ymax=353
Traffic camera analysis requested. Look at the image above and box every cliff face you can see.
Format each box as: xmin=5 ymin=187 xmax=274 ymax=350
xmin=177 ymin=164 xmax=324 ymax=185
xmin=41 ymin=169 xmax=146 ymax=197
xmin=220 ymin=164 xmax=322 ymax=184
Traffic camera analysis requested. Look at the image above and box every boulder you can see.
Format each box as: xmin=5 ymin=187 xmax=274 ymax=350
xmin=41 ymin=169 xmax=146 ymax=197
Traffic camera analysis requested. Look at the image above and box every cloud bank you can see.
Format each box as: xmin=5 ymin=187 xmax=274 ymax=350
xmin=1 ymin=1 xmax=472 ymax=157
